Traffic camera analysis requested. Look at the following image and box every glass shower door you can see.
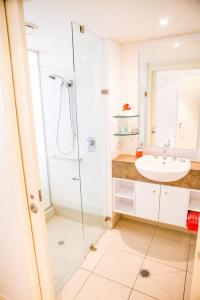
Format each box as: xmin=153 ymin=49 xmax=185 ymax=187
xmin=24 ymin=0 xmax=107 ymax=291
xmin=26 ymin=38 xmax=85 ymax=296
xmin=72 ymin=23 xmax=107 ymax=253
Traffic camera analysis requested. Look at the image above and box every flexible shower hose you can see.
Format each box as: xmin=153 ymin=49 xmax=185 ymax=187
xmin=56 ymin=82 xmax=75 ymax=155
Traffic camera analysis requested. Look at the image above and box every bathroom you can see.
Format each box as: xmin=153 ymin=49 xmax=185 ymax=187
xmin=1 ymin=0 xmax=200 ymax=300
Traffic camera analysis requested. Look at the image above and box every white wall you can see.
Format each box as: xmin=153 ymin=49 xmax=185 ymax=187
xmin=104 ymin=39 xmax=122 ymax=158
xmin=104 ymin=39 xmax=122 ymax=216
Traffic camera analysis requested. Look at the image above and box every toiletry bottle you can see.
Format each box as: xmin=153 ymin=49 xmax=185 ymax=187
xmin=136 ymin=143 xmax=143 ymax=158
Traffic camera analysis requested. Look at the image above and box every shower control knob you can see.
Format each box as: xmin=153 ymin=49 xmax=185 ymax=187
xmin=72 ymin=177 xmax=80 ymax=181
xmin=30 ymin=203 xmax=38 ymax=214
xmin=86 ymin=137 xmax=96 ymax=152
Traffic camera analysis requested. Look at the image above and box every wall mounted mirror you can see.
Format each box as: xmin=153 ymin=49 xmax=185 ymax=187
xmin=148 ymin=66 xmax=200 ymax=149
xmin=139 ymin=37 xmax=200 ymax=157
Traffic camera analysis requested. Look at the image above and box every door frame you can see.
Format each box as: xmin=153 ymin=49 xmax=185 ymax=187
xmin=4 ymin=1 xmax=55 ymax=299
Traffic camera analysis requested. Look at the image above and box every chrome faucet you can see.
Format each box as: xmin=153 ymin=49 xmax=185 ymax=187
xmin=162 ymin=140 xmax=170 ymax=160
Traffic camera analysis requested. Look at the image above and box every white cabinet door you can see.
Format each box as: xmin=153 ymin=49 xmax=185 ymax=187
xmin=135 ymin=182 xmax=160 ymax=221
xmin=159 ymin=185 xmax=189 ymax=227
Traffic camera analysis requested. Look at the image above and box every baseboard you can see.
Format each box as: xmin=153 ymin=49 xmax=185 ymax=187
xmin=54 ymin=204 xmax=106 ymax=228
xmin=109 ymin=212 xmax=120 ymax=229
xmin=45 ymin=206 xmax=55 ymax=222
xmin=120 ymin=213 xmax=195 ymax=234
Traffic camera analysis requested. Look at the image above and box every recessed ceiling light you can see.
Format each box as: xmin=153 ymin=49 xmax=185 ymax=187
xmin=159 ymin=18 xmax=168 ymax=27
xmin=173 ymin=42 xmax=180 ymax=48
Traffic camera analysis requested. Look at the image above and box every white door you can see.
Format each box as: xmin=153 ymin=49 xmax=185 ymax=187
xmin=5 ymin=1 xmax=55 ymax=299
xmin=159 ymin=185 xmax=189 ymax=227
xmin=0 ymin=1 xmax=41 ymax=299
xmin=135 ymin=182 xmax=160 ymax=221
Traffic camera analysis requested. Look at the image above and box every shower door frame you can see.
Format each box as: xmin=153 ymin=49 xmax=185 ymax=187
xmin=71 ymin=22 xmax=108 ymax=254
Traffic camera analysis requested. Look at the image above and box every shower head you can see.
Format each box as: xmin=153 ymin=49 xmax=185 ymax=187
xmin=48 ymin=74 xmax=73 ymax=87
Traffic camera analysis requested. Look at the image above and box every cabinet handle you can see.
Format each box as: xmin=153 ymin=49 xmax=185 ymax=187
xmin=165 ymin=192 xmax=168 ymax=195
xmin=153 ymin=190 xmax=156 ymax=193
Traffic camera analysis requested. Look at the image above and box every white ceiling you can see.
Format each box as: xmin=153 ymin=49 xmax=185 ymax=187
xmin=24 ymin=0 xmax=200 ymax=44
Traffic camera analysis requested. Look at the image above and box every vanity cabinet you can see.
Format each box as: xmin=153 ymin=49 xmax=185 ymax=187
xmin=113 ymin=178 xmax=190 ymax=228
xmin=135 ymin=182 xmax=160 ymax=221
xmin=159 ymin=185 xmax=189 ymax=227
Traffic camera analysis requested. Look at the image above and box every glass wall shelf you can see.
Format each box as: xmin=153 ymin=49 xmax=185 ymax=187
xmin=113 ymin=114 xmax=140 ymax=118
xmin=113 ymin=132 xmax=139 ymax=136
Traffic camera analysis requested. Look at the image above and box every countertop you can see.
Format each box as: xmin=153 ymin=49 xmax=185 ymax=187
xmin=113 ymin=154 xmax=200 ymax=171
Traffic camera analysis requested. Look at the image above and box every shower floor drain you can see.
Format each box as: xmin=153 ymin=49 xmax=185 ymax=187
xmin=140 ymin=269 xmax=151 ymax=278
xmin=58 ymin=240 xmax=65 ymax=246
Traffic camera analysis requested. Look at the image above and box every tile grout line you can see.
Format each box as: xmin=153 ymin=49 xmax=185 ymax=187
xmin=140 ymin=255 xmax=189 ymax=273
xmin=182 ymin=233 xmax=192 ymax=300
xmin=73 ymin=220 xmax=127 ymax=299
xmin=61 ymin=219 xmax=193 ymax=299
xmin=75 ymin=220 xmax=142 ymax=299
xmin=77 ymin=221 xmax=161 ymax=299
xmin=90 ymin=271 xmax=134 ymax=290
xmin=133 ymin=289 xmax=160 ymax=300
xmin=128 ymin=225 xmax=188 ymax=299
xmin=73 ymin=270 xmax=93 ymax=300
xmin=127 ymin=225 xmax=158 ymax=300
xmin=101 ymin=229 xmax=191 ymax=272
xmin=144 ymin=226 xmax=191 ymax=272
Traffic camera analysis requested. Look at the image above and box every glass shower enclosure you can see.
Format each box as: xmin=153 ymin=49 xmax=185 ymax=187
xmin=24 ymin=1 xmax=107 ymax=292
xmin=72 ymin=22 xmax=107 ymax=249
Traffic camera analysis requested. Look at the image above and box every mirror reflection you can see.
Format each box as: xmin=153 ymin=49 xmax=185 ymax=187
xmin=139 ymin=38 xmax=200 ymax=155
xmin=148 ymin=68 xmax=200 ymax=149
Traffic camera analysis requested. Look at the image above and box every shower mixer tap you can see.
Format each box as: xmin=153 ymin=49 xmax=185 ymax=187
xmin=86 ymin=137 xmax=96 ymax=152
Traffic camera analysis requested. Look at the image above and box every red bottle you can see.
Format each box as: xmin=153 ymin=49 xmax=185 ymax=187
xmin=136 ymin=143 xmax=143 ymax=158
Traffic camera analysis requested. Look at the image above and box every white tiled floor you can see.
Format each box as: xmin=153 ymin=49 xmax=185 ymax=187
xmin=57 ymin=218 xmax=196 ymax=300
xmin=46 ymin=216 xmax=105 ymax=294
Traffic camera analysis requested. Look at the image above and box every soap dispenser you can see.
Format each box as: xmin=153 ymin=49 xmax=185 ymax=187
xmin=136 ymin=143 xmax=143 ymax=158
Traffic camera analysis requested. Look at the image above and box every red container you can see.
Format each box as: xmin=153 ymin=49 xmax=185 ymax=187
xmin=136 ymin=149 xmax=143 ymax=158
xmin=136 ymin=144 xmax=143 ymax=158
xmin=187 ymin=210 xmax=200 ymax=232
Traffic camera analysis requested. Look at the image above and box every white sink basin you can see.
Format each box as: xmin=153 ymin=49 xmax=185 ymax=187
xmin=135 ymin=155 xmax=191 ymax=182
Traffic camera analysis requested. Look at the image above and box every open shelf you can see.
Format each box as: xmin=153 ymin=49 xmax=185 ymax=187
xmin=113 ymin=178 xmax=135 ymax=198
xmin=188 ymin=199 xmax=200 ymax=212
xmin=114 ymin=192 xmax=134 ymax=199
xmin=113 ymin=132 xmax=139 ymax=136
xmin=113 ymin=178 xmax=135 ymax=214
xmin=113 ymin=196 xmax=134 ymax=214
xmin=188 ymin=190 xmax=200 ymax=212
